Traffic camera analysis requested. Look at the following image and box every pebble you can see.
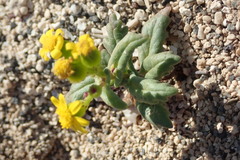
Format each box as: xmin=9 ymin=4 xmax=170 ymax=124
xmin=196 ymin=0 xmax=204 ymax=5
xmin=214 ymin=12 xmax=224 ymax=25
xmin=216 ymin=122 xmax=223 ymax=133
xmin=70 ymin=149 xmax=79 ymax=158
xmin=127 ymin=18 xmax=139 ymax=29
xmin=210 ymin=1 xmax=222 ymax=10
xmin=44 ymin=9 xmax=51 ymax=19
xmin=20 ymin=6 xmax=28 ymax=16
xmin=135 ymin=0 xmax=145 ymax=6
xmin=203 ymin=42 xmax=211 ymax=49
xmin=184 ymin=24 xmax=191 ymax=33
xmin=179 ymin=7 xmax=192 ymax=17
xmin=35 ymin=60 xmax=44 ymax=72
xmin=70 ymin=4 xmax=81 ymax=16
xmin=236 ymin=48 xmax=240 ymax=56
xmin=77 ymin=21 xmax=87 ymax=31
xmin=197 ymin=25 xmax=205 ymax=39
xmin=134 ymin=9 xmax=147 ymax=21
xmin=202 ymin=16 xmax=212 ymax=24
xmin=227 ymin=34 xmax=235 ymax=40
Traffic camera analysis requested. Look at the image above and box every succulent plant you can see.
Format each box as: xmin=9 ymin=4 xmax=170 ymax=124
xmin=66 ymin=7 xmax=181 ymax=129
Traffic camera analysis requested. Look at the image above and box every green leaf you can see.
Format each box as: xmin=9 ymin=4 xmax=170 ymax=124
xmin=100 ymin=85 xmax=128 ymax=110
xmin=66 ymin=76 xmax=95 ymax=103
xmin=103 ymin=14 xmax=128 ymax=54
xmin=137 ymin=102 xmax=173 ymax=128
xmin=101 ymin=49 xmax=110 ymax=68
xmin=138 ymin=12 xmax=170 ymax=68
xmin=127 ymin=75 xmax=178 ymax=105
xmin=107 ymin=33 xmax=147 ymax=86
xmin=143 ymin=51 xmax=181 ymax=79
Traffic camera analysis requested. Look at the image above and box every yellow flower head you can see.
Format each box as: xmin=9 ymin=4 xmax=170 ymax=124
xmin=52 ymin=58 xmax=74 ymax=79
xmin=66 ymin=34 xmax=97 ymax=59
xmin=39 ymin=29 xmax=64 ymax=61
xmin=50 ymin=94 xmax=90 ymax=133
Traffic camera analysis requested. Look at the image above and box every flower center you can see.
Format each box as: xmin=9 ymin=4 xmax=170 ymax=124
xmin=58 ymin=109 xmax=73 ymax=129
xmin=44 ymin=36 xmax=57 ymax=51
xmin=52 ymin=58 xmax=74 ymax=79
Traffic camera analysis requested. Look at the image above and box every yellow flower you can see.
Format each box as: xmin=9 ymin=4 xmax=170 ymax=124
xmin=50 ymin=94 xmax=90 ymax=133
xmin=52 ymin=58 xmax=74 ymax=79
xmin=39 ymin=29 xmax=64 ymax=61
xmin=66 ymin=34 xmax=97 ymax=59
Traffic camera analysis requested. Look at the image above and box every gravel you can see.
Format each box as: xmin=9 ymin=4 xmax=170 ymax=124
xmin=0 ymin=0 xmax=240 ymax=160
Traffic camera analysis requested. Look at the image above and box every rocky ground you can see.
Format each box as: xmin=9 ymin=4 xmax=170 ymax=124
xmin=0 ymin=0 xmax=240 ymax=160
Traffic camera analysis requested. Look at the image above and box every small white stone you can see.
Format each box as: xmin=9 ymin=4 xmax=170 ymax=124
xmin=179 ymin=7 xmax=192 ymax=16
xmin=136 ymin=0 xmax=145 ymax=6
xmin=70 ymin=4 xmax=80 ymax=15
xmin=196 ymin=0 xmax=204 ymax=5
xmin=236 ymin=21 xmax=240 ymax=31
xmin=210 ymin=1 xmax=222 ymax=10
xmin=126 ymin=18 xmax=139 ymax=29
xmin=214 ymin=12 xmax=223 ymax=25
xmin=204 ymin=26 xmax=211 ymax=34
xmin=216 ymin=122 xmax=223 ymax=133
xmin=51 ymin=22 xmax=61 ymax=29
xmin=19 ymin=0 xmax=28 ymax=6
xmin=70 ymin=149 xmax=79 ymax=158
xmin=19 ymin=6 xmax=28 ymax=16
xmin=227 ymin=34 xmax=235 ymax=40
xmin=77 ymin=22 xmax=87 ymax=31
xmin=203 ymin=42 xmax=211 ymax=49
xmin=3 ymin=79 xmax=12 ymax=89
xmin=134 ymin=9 xmax=147 ymax=21
xmin=44 ymin=9 xmax=51 ymax=19
xmin=36 ymin=60 xmax=44 ymax=72
xmin=127 ymin=154 xmax=133 ymax=160
xmin=197 ymin=25 xmax=205 ymax=39
xmin=202 ymin=16 xmax=212 ymax=24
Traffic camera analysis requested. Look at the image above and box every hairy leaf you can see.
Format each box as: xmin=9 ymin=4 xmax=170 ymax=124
xmin=100 ymin=85 xmax=128 ymax=110
xmin=137 ymin=102 xmax=172 ymax=128
xmin=66 ymin=76 xmax=95 ymax=103
xmin=103 ymin=14 xmax=128 ymax=54
xmin=101 ymin=49 xmax=110 ymax=68
xmin=127 ymin=75 xmax=178 ymax=105
xmin=143 ymin=51 xmax=181 ymax=79
xmin=138 ymin=12 xmax=170 ymax=68
xmin=107 ymin=33 xmax=147 ymax=86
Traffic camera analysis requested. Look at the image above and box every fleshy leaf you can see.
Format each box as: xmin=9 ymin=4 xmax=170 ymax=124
xmin=100 ymin=85 xmax=127 ymax=110
xmin=127 ymin=75 xmax=178 ymax=105
xmin=103 ymin=14 xmax=128 ymax=54
xmin=138 ymin=8 xmax=171 ymax=69
xmin=107 ymin=33 xmax=147 ymax=86
xmin=137 ymin=102 xmax=173 ymax=128
xmin=101 ymin=49 xmax=110 ymax=68
xmin=143 ymin=51 xmax=181 ymax=79
xmin=66 ymin=76 xmax=95 ymax=103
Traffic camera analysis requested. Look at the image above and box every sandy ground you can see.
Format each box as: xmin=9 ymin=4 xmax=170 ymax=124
xmin=0 ymin=0 xmax=240 ymax=159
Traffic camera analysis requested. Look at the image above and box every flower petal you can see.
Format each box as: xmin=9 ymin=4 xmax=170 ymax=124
xmin=74 ymin=116 xmax=90 ymax=127
xmin=72 ymin=119 xmax=89 ymax=133
xmin=51 ymin=49 xmax=62 ymax=59
xmin=58 ymin=94 xmax=67 ymax=106
xmin=55 ymin=29 xmax=64 ymax=36
xmin=65 ymin=42 xmax=75 ymax=50
xmin=39 ymin=35 xmax=47 ymax=44
xmin=50 ymin=96 xmax=59 ymax=107
xmin=55 ymin=36 xmax=64 ymax=50
xmin=46 ymin=29 xmax=54 ymax=36
xmin=68 ymin=100 xmax=82 ymax=115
